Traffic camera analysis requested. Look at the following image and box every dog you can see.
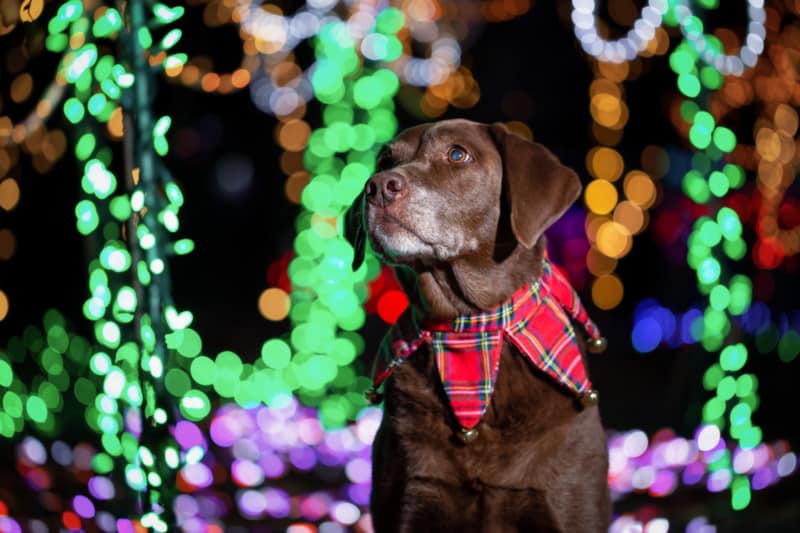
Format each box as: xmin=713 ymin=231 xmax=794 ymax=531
xmin=345 ymin=119 xmax=611 ymax=532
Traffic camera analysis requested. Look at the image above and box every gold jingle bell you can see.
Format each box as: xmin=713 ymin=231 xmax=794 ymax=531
xmin=365 ymin=388 xmax=383 ymax=405
xmin=456 ymin=427 xmax=479 ymax=444
xmin=579 ymin=388 xmax=599 ymax=408
xmin=587 ymin=336 xmax=608 ymax=354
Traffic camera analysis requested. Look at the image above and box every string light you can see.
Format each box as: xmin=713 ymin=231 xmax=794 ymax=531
xmin=672 ymin=0 xmax=766 ymax=76
xmin=665 ymin=3 xmax=761 ymax=511
xmin=277 ymin=9 xmax=405 ymax=428
xmin=162 ymin=0 xmax=469 ymax=116
xmin=753 ymin=104 xmax=799 ymax=265
xmin=571 ymin=0 xmax=672 ymax=311
xmin=571 ymin=0 xmax=668 ymax=63
xmin=570 ymin=0 xmax=796 ymax=513
xmin=582 ymin=59 xmax=668 ymax=310
xmin=572 ymin=0 xmax=766 ymax=74
xmin=37 ymin=1 xmax=196 ymax=528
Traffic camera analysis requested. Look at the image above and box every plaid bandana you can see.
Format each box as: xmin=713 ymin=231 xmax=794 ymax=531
xmin=370 ymin=258 xmax=603 ymax=430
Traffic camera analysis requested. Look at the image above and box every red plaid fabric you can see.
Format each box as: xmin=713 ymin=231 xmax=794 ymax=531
xmin=371 ymin=258 xmax=603 ymax=429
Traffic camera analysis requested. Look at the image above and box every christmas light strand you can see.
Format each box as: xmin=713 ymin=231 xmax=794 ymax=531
xmin=669 ymin=18 xmax=759 ymax=514
xmin=571 ymin=0 xmax=766 ymax=74
xmin=572 ymin=0 xmax=668 ymax=63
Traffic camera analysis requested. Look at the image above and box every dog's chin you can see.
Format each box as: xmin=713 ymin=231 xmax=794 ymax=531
xmin=369 ymin=228 xmax=436 ymax=264
xmin=369 ymin=220 xmax=459 ymax=264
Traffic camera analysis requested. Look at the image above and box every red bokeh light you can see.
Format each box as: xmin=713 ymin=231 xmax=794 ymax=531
xmin=753 ymin=237 xmax=785 ymax=270
xmin=62 ymin=511 xmax=81 ymax=530
xmin=377 ymin=290 xmax=409 ymax=324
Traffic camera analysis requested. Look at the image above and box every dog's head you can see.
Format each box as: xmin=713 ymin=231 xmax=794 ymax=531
xmin=345 ymin=119 xmax=581 ymax=317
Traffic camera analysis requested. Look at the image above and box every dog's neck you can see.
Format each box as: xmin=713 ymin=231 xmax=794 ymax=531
xmin=395 ymin=238 xmax=547 ymax=321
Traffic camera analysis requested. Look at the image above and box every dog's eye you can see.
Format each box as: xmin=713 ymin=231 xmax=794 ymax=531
xmin=447 ymin=146 xmax=470 ymax=163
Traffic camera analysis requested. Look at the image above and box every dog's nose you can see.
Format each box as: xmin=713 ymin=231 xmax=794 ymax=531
xmin=366 ymin=173 xmax=407 ymax=206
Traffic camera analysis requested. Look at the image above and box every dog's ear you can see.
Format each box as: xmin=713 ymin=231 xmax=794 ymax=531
xmin=343 ymin=191 xmax=367 ymax=271
xmin=490 ymin=123 xmax=582 ymax=248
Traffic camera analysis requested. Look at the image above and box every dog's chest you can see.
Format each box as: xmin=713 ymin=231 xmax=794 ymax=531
xmin=382 ymin=340 xmax=586 ymax=488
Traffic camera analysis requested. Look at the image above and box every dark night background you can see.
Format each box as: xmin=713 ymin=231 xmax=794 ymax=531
xmin=1 ymin=0 xmax=799 ymax=531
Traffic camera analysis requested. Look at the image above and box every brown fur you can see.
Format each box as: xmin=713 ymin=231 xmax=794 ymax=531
xmin=346 ymin=119 xmax=611 ymax=532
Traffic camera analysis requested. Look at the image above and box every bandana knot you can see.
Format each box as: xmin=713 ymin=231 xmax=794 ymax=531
xmin=369 ymin=259 xmax=604 ymax=429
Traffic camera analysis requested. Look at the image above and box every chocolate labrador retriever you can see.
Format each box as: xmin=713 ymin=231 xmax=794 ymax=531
xmin=345 ymin=119 xmax=610 ymax=532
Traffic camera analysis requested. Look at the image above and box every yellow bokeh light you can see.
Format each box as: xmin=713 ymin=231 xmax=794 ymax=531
xmin=148 ymin=51 xmax=166 ymax=67
xmin=280 ymin=151 xmax=304 ymax=175
xmin=165 ymin=61 xmax=183 ymax=78
xmin=242 ymin=37 xmax=258 ymax=56
xmin=595 ymin=221 xmax=632 ymax=258
xmin=203 ymin=1 xmax=229 ymax=26
xmin=590 ymin=78 xmax=621 ymax=99
xmin=591 ymin=122 xmax=624 ymax=146
xmin=585 ymin=179 xmax=619 ymax=215
xmin=592 ymin=274 xmax=624 ymax=310
xmin=587 ymin=146 xmax=624 ymax=181
xmin=41 ymin=130 xmax=67 ymax=162
xmin=23 ymin=125 xmax=45 ymax=154
xmin=19 ymin=0 xmax=44 ymax=22
xmin=0 ymin=21 xmax=15 ymax=37
xmin=0 ymin=150 xmax=10 ymax=177
xmin=254 ymin=36 xmax=285 ymax=55
xmin=756 ymin=127 xmax=781 ymax=162
xmin=0 ymin=178 xmax=20 ymax=211
xmin=217 ymin=74 xmax=234 ymax=94
xmin=277 ymin=119 xmax=311 ymax=151
xmin=757 ymin=159 xmax=783 ymax=191
xmin=231 ymin=68 xmax=251 ymax=89
xmin=641 ymin=27 xmax=670 ymax=57
xmin=258 ymin=288 xmax=290 ymax=321
xmin=623 ymin=170 xmax=657 ymax=209
xmin=69 ymin=31 xmax=86 ymax=50
xmin=774 ymin=103 xmax=798 ymax=136
xmin=613 ymin=200 xmax=645 ymax=234
xmin=201 ymin=73 xmax=220 ymax=92
xmin=35 ymin=98 xmax=52 ymax=119
xmin=406 ymin=0 xmax=439 ymax=21
xmin=596 ymin=61 xmax=629 ymax=82
xmin=506 ymin=121 xmax=533 ymax=141
xmin=181 ymin=65 xmax=201 ymax=86
xmin=0 ymin=117 xmax=12 ymax=142
xmin=590 ymin=93 xmax=622 ymax=128
xmin=450 ymin=69 xmax=480 ymax=109
xmin=421 ymin=91 xmax=448 ymax=118
xmin=0 ymin=290 xmax=8 ymax=320
xmin=107 ymin=107 xmax=124 ymax=139
xmin=271 ymin=62 xmax=302 ymax=88
xmin=585 ymin=213 xmax=610 ymax=243
xmin=11 ymin=124 xmax=26 ymax=144
xmin=285 ymin=171 xmax=310 ymax=204
xmin=654 ymin=27 xmax=670 ymax=55
xmin=778 ymin=131 xmax=796 ymax=164
xmin=0 ymin=228 xmax=16 ymax=260
xmin=586 ymin=247 xmax=617 ymax=277
xmin=311 ymin=214 xmax=338 ymax=238
xmin=10 ymin=73 xmax=33 ymax=104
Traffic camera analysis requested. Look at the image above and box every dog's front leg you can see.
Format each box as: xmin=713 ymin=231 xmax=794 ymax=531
xmin=369 ymin=423 xmax=406 ymax=533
